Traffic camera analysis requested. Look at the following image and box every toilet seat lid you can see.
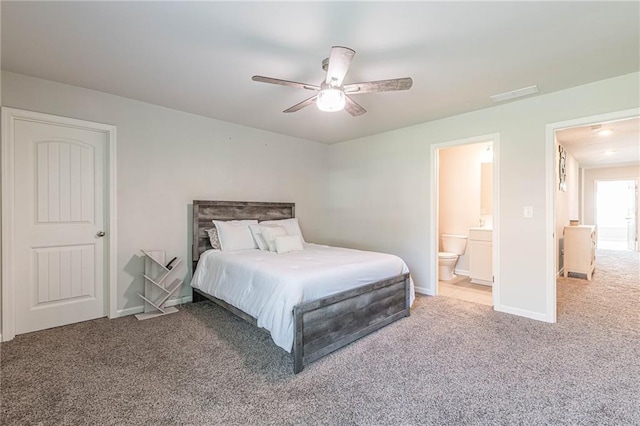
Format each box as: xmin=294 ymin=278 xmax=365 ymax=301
xmin=438 ymin=252 xmax=458 ymax=259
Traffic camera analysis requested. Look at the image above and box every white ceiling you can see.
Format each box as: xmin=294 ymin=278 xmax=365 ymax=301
xmin=2 ymin=2 xmax=639 ymax=144
xmin=556 ymin=117 xmax=640 ymax=169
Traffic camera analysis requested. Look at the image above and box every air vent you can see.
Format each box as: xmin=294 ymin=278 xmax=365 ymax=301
xmin=490 ymin=85 xmax=539 ymax=102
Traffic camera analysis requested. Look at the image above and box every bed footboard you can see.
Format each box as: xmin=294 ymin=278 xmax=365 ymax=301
xmin=292 ymin=272 xmax=411 ymax=374
xmin=192 ymin=272 xmax=411 ymax=374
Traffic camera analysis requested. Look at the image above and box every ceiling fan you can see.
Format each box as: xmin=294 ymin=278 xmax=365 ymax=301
xmin=252 ymin=46 xmax=413 ymax=116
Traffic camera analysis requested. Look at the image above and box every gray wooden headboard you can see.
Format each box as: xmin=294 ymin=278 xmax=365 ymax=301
xmin=192 ymin=200 xmax=295 ymax=269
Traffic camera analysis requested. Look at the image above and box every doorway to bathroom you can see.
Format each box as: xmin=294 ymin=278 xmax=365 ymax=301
xmin=429 ymin=133 xmax=500 ymax=308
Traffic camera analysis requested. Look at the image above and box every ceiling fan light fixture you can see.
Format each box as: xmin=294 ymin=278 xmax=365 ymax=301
xmin=253 ymin=46 xmax=410 ymax=116
xmin=317 ymin=88 xmax=345 ymax=112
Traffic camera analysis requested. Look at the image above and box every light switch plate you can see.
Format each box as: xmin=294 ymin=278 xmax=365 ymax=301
xmin=523 ymin=206 xmax=534 ymax=218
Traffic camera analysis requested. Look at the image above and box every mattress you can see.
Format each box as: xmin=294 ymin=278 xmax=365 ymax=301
xmin=191 ymin=243 xmax=415 ymax=352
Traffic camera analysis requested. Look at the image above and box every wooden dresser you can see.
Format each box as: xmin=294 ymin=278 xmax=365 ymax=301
xmin=563 ymin=225 xmax=596 ymax=280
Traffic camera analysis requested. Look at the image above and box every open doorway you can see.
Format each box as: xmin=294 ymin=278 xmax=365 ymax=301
xmin=596 ymin=180 xmax=638 ymax=251
xmin=429 ymin=133 xmax=500 ymax=308
xmin=546 ymin=110 xmax=639 ymax=323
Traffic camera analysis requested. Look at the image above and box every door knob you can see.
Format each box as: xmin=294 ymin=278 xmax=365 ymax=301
xmin=96 ymin=231 xmax=106 ymax=238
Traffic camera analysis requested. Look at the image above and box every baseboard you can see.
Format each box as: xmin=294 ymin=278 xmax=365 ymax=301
xmin=454 ymin=268 xmax=469 ymax=276
xmin=113 ymin=295 xmax=193 ymax=318
xmin=556 ymin=268 xmax=564 ymax=277
xmin=494 ymin=304 xmax=553 ymax=323
xmin=414 ymin=285 xmax=433 ymax=296
xmin=114 ymin=305 xmax=145 ymax=318
xmin=166 ymin=295 xmax=192 ymax=308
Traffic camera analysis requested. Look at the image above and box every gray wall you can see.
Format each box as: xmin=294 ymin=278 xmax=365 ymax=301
xmin=325 ymin=72 xmax=640 ymax=320
xmin=0 ymin=4 xmax=3 ymax=336
xmin=1 ymin=69 xmax=639 ymax=333
xmin=1 ymin=71 xmax=329 ymax=316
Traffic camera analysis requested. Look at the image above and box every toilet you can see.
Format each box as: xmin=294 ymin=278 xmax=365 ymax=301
xmin=438 ymin=234 xmax=468 ymax=281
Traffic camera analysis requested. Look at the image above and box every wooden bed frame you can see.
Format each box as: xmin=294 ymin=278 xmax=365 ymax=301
xmin=191 ymin=200 xmax=411 ymax=374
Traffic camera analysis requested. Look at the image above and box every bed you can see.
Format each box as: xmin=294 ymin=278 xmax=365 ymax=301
xmin=191 ymin=200 xmax=413 ymax=373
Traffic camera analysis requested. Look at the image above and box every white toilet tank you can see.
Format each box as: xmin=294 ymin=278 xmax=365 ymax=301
xmin=441 ymin=234 xmax=468 ymax=255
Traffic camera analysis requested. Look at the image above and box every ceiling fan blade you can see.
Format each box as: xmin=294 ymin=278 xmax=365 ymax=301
xmin=252 ymin=75 xmax=319 ymax=91
xmin=283 ymin=95 xmax=318 ymax=113
xmin=344 ymin=77 xmax=413 ymax=94
xmin=344 ymin=96 xmax=367 ymax=117
xmin=325 ymin=46 xmax=355 ymax=87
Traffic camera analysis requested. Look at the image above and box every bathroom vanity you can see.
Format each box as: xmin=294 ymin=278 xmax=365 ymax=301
xmin=469 ymin=227 xmax=493 ymax=285
xmin=563 ymin=225 xmax=596 ymax=280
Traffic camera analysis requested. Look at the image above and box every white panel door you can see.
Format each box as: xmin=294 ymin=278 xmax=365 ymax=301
xmin=13 ymin=118 xmax=107 ymax=334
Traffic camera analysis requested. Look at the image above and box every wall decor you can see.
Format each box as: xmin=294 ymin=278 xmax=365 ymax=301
xmin=559 ymin=145 xmax=567 ymax=192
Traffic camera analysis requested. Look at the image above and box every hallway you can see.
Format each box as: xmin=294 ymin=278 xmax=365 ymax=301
xmin=557 ymin=248 xmax=639 ymax=325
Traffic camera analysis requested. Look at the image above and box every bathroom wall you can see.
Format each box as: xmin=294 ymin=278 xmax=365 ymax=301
xmin=555 ymin=142 xmax=580 ymax=273
xmin=438 ymin=142 xmax=492 ymax=274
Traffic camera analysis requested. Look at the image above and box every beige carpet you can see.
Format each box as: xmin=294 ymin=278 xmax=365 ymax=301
xmin=1 ymin=249 xmax=638 ymax=425
xmin=558 ymin=248 xmax=639 ymax=334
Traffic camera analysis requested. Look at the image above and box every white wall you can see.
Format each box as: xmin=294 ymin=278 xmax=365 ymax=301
xmin=438 ymin=142 xmax=488 ymax=272
xmin=583 ymin=164 xmax=640 ymax=248
xmin=0 ymin=3 xmax=3 ymax=339
xmin=1 ymin=69 xmax=639 ymax=329
xmin=556 ymin=144 xmax=580 ymax=272
xmin=1 ymin=71 xmax=329 ymax=316
xmin=326 ymin=72 xmax=640 ymax=320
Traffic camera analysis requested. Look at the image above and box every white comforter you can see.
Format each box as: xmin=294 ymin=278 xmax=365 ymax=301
xmin=191 ymin=243 xmax=415 ymax=352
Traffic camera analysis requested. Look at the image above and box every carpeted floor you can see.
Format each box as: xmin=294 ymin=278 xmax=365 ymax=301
xmin=1 ymin=249 xmax=638 ymax=425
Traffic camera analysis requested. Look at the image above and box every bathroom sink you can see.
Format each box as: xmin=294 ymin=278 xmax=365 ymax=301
xmin=469 ymin=227 xmax=492 ymax=242
xmin=469 ymin=226 xmax=492 ymax=231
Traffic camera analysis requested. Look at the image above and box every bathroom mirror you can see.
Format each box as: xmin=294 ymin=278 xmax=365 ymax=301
xmin=480 ymin=162 xmax=493 ymax=215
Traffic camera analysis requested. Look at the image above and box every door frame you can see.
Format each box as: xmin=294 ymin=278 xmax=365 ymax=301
xmin=544 ymin=107 xmax=639 ymax=323
xmin=1 ymin=107 xmax=118 ymax=341
xmin=428 ymin=132 xmax=501 ymax=308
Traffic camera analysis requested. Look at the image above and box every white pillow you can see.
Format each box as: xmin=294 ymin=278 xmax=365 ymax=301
xmin=260 ymin=225 xmax=288 ymax=252
xmin=212 ymin=220 xmax=258 ymax=252
xmin=275 ymin=235 xmax=304 ymax=254
xmin=204 ymin=227 xmax=221 ymax=250
xmin=260 ymin=218 xmax=305 ymax=242
xmin=248 ymin=224 xmax=268 ymax=251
